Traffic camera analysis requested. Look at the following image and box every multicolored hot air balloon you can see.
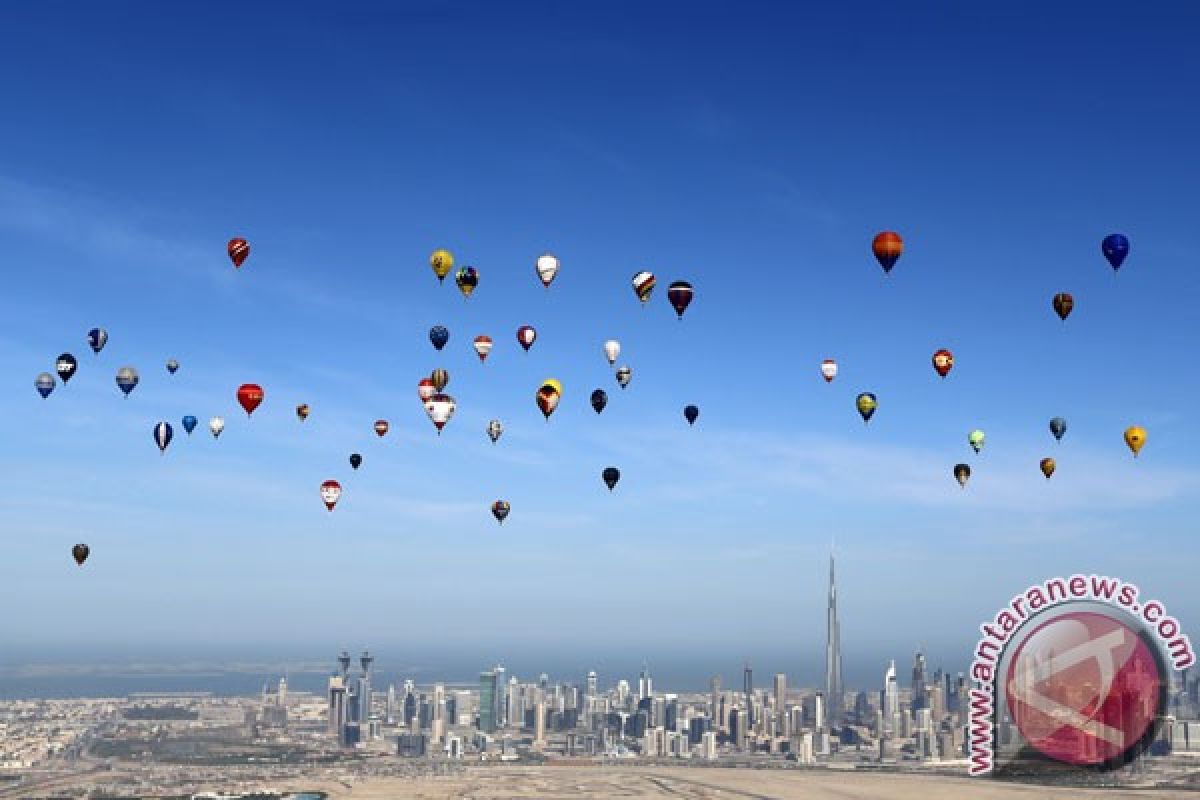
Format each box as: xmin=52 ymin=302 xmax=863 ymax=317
xmin=632 ymin=271 xmax=655 ymax=304
xmin=182 ymin=415 xmax=198 ymax=435
xmin=473 ymin=335 xmax=493 ymax=362
xmin=228 ymin=237 xmax=250 ymax=268
xmin=153 ymin=421 xmax=173 ymax=454
xmin=166 ymin=359 xmax=179 ymax=375
xmin=116 ymin=366 xmax=139 ymax=397
xmin=1049 ymin=417 xmax=1067 ymax=442
xmin=1102 ymin=234 xmax=1130 ymax=272
xmin=667 ymin=281 xmax=693 ymax=320
xmin=821 ymin=359 xmax=838 ymax=383
xmin=492 ymin=500 xmax=511 ymax=524
xmin=374 ymin=420 xmax=389 ymax=437
xmin=350 ymin=453 xmax=362 ymax=470
xmin=296 ymin=404 xmax=310 ymax=421
xmin=968 ymin=429 xmax=985 ymax=454
xmin=954 ymin=463 xmax=971 ymax=488
xmin=856 ymin=392 xmax=877 ymax=424
xmin=209 ymin=416 xmax=225 ymax=438
xmin=615 ymin=366 xmax=632 ymax=389
xmin=535 ymin=252 xmax=560 ymax=288
xmin=932 ymin=349 xmax=954 ymax=378
xmin=517 ymin=325 xmax=537 ymax=352
xmin=417 ymin=378 xmax=436 ymax=403
xmin=430 ymin=325 xmax=450 ymax=351
xmin=536 ymin=380 xmax=562 ymax=420
xmin=425 ymin=393 xmax=456 ymax=434
xmin=872 ymin=231 xmax=903 ymax=274
xmin=72 ymin=543 xmax=89 ymax=566
xmin=1124 ymin=425 xmax=1147 ymax=457
xmin=487 ymin=419 xmax=503 ymax=444
xmin=430 ymin=249 xmax=454 ymax=283
xmin=1052 ymin=293 xmax=1074 ymax=321
xmin=684 ymin=405 xmax=699 ymax=426
xmin=35 ymin=372 xmax=55 ymax=398
xmin=591 ymin=389 xmax=607 ymax=414
xmin=56 ymin=354 xmax=77 ymax=384
xmin=603 ymin=340 xmax=620 ymax=366
xmin=237 ymin=384 xmax=264 ymax=416
xmin=87 ymin=328 xmax=108 ymax=354
xmin=1040 ymin=458 xmax=1057 ymax=480
xmin=602 ymin=466 xmax=621 ymax=491
xmin=455 ymin=266 xmax=478 ymax=299
xmin=320 ymin=480 xmax=342 ymax=511
xmin=431 ymin=368 xmax=449 ymax=392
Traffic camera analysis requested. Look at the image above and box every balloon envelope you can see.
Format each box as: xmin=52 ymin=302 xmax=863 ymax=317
xmin=536 ymin=382 xmax=562 ymax=419
xmin=153 ymin=421 xmax=174 ymax=453
xmin=492 ymin=500 xmax=511 ymax=524
xmin=374 ymin=420 xmax=389 ymax=437
xmin=429 ymin=325 xmax=450 ymax=351
xmin=35 ymin=372 xmax=56 ymax=398
xmin=1102 ymin=234 xmax=1129 ymax=271
xmin=455 ymin=266 xmax=479 ymax=298
xmin=603 ymin=340 xmax=621 ymax=366
xmin=615 ymin=366 xmax=632 ymax=389
xmin=426 ymin=393 xmax=456 ymax=432
xmin=667 ymin=280 xmax=694 ymax=319
xmin=821 ymin=359 xmax=838 ymax=383
xmin=632 ymin=271 xmax=655 ymax=303
xmin=932 ymin=349 xmax=954 ymax=378
xmin=87 ymin=328 xmax=108 ymax=354
xmin=417 ymin=379 xmax=436 ymax=403
xmin=1124 ymin=425 xmax=1147 ymax=457
xmin=237 ymin=384 xmax=264 ymax=416
xmin=430 ymin=249 xmax=454 ymax=282
xmin=116 ymin=366 xmax=139 ymax=396
xmin=684 ymin=405 xmax=699 ymax=425
xmin=350 ymin=453 xmax=362 ymax=470
xmin=474 ymin=335 xmax=493 ymax=362
xmin=209 ymin=416 xmax=225 ymax=438
xmin=166 ymin=359 xmax=179 ymax=374
xmin=517 ymin=325 xmax=537 ymax=351
xmin=968 ymin=429 xmax=985 ymax=454
xmin=431 ymin=368 xmax=449 ymax=392
xmin=56 ymin=353 xmax=77 ymax=384
xmin=1049 ymin=417 xmax=1067 ymax=441
xmin=487 ymin=419 xmax=503 ymax=443
xmin=602 ymin=466 xmax=621 ymax=490
xmin=1040 ymin=458 xmax=1056 ymax=479
xmin=856 ymin=392 xmax=877 ymax=423
xmin=954 ymin=463 xmax=971 ymax=488
xmin=296 ymin=404 xmax=310 ymax=421
xmin=1052 ymin=293 xmax=1074 ymax=321
xmin=228 ymin=237 xmax=250 ymax=268
xmin=872 ymin=231 xmax=903 ymax=274
xmin=535 ymin=253 xmax=559 ymax=287
xmin=591 ymin=389 xmax=607 ymax=414
xmin=182 ymin=415 xmax=198 ymax=435
xmin=320 ymin=479 xmax=342 ymax=510
xmin=72 ymin=544 xmax=89 ymax=566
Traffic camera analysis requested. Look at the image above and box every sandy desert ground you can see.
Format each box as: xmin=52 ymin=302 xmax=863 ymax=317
xmin=310 ymin=766 xmax=1198 ymax=799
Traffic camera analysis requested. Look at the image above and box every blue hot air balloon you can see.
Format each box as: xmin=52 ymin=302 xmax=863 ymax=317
xmin=429 ymin=325 xmax=450 ymax=351
xmin=87 ymin=328 xmax=108 ymax=354
xmin=115 ymin=367 xmax=139 ymax=397
xmin=35 ymin=372 xmax=56 ymax=398
xmin=1102 ymin=234 xmax=1129 ymax=272
xmin=182 ymin=415 xmax=198 ymax=435
xmin=153 ymin=421 xmax=174 ymax=454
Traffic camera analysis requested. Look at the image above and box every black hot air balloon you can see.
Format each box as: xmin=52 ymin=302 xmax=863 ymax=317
xmin=953 ymin=463 xmax=971 ymax=488
xmin=72 ymin=544 xmax=89 ymax=566
xmin=491 ymin=500 xmax=511 ymax=524
xmin=429 ymin=325 xmax=449 ymax=351
xmin=684 ymin=405 xmax=699 ymax=426
xmin=667 ymin=281 xmax=694 ymax=319
xmin=56 ymin=353 xmax=78 ymax=384
xmin=350 ymin=453 xmax=362 ymax=470
xmin=591 ymin=389 xmax=608 ymax=414
xmin=1052 ymin=293 xmax=1074 ymax=321
xmin=602 ymin=466 xmax=620 ymax=491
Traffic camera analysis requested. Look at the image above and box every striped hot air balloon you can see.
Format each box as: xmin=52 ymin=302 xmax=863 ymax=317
xmin=228 ymin=237 xmax=250 ymax=268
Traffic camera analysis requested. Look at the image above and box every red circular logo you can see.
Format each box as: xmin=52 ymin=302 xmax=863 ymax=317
xmin=1005 ymin=610 xmax=1165 ymax=767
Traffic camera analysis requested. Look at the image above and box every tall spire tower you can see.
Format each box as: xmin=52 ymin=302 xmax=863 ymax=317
xmin=825 ymin=551 xmax=843 ymax=729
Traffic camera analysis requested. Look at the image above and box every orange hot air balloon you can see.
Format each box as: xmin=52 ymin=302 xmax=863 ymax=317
xmin=237 ymin=383 xmax=264 ymax=416
xmin=1039 ymin=458 xmax=1056 ymax=480
xmin=1124 ymin=426 xmax=1147 ymax=457
xmin=374 ymin=419 xmax=389 ymax=437
xmin=932 ymin=349 xmax=954 ymax=378
xmin=872 ymin=231 xmax=903 ymax=274
xmin=228 ymin=237 xmax=250 ymax=268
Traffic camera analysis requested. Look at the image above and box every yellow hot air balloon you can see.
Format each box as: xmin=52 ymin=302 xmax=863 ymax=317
xmin=430 ymin=249 xmax=454 ymax=283
xmin=1124 ymin=426 xmax=1147 ymax=458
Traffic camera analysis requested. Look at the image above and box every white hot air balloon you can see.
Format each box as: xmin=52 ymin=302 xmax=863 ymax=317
xmin=535 ymin=252 xmax=560 ymax=288
xmin=603 ymin=339 xmax=621 ymax=366
xmin=426 ymin=393 xmax=456 ymax=434
xmin=209 ymin=416 xmax=225 ymax=438
xmin=820 ymin=359 xmax=838 ymax=383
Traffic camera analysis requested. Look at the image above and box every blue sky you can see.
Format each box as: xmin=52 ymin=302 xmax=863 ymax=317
xmin=2 ymin=0 xmax=1199 ymax=690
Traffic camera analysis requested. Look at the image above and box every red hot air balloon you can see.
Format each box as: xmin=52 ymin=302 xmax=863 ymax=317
xmin=228 ymin=237 xmax=250 ymax=268
xmin=237 ymin=383 xmax=264 ymax=415
xmin=1052 ymin=292 xmax=1074 ymax=321
xmin=517 ymin=325 xmax=537 ymax=352
xmin=320 ymin=480 xmax=342 ymax=511
xmin=872 ymin=231 xmax=903 ymax=274
xmin=931 ymin=349 xmax=954 ymax=378
xmin=417 ymin=378 xmax=436 ymax=404
xmin=666 ymin=281 xmax=693 ymax=320
xmin=374 ymin=420 xmax=389 ymax=437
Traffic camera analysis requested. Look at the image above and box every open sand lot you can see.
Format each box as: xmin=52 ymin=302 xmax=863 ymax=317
xmin=314 ymin=766 xmax=1198 ymax=799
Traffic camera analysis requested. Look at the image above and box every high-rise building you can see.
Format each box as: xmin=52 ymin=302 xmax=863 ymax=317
xmin=534 ymin=700 xmax=547 ymax=745
xmin=507 ymin=676 xmax=520 ymax=729
xmin=773 ymin=673 xmax=787 ymax=723
xmin=386 ymin=684 xmax=396 ymax=725
xmin=493 ymin=665 xmax=507 ymax=727
xmin=638 ymin=663 xmax=653 ymax=701
xmin=358 ymin=651 xmax=373 ymax=724
xmin=882 ymin=660 xmax=899 ymax=726
xmin=743 ymin=664 xmax=754 ymax=732
xmin=479 ymin=671 xmax=497 ymax=733
xmin=432 ymin=683 xmax=446 ymax=743
xmin=709 ymin=676 xmax=721 ymax=724
xmin=825 ymin=553 xmax=843 ymax=729
xmin=911 ymin=652 xmax=927 ymax=712
xmin=586 ymin=670 xmax=598 ymax=698
xmin=702 ymin=730 xmax=718 ymax=760
xmin=328 ymin=674 xmax=346 ymax=737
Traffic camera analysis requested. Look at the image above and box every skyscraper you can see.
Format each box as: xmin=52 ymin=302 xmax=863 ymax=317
xmin=328 ymin=674 xmax=346 ymax=737
xmin=493 ymin=665 xmax=507 ymax=727
xmin=743 ymin=664 xmax=754 ymax=733
xmin=911 ymin=652 xmax=927 ymax=712
xmin=479 ymin=670 xmax=497 ymax=733
xmin=638 ymin=663 xmax=653 ymax=701
xmin=773 ymin=673 xmax=787 ymax=735
xmin=825 ymin=552 xmax=843 ymax=729
xmin=358 ymin=651 xmax=373 ymax=724
xmin=709 ymin=676 xmax=721 ymax=725
xmin=882 ymin=660 xmax=899 ymax=723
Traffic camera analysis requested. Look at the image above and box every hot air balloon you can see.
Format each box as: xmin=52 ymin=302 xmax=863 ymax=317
xmin=872 ymin=231 xmax=903 ymax=274
xmin=72 ymin=544 xmax=89 ymax=566
xmin=1102 ymin=234 xmax=1129 ymax=272
xmin=237 ymin=384 xmax=264 ymax=416
xmin=431 ymin=368 xmax=449 ymax=392
xmin=602 ymin=466 xmax=620 ymax=491
xmin=228 ymin=237 xmax=250 ymax=268
xmin=1052 ymin=293 xmax=1074 ymax=321
xmin=615 ymin=366 xmax=632 ymax=389
xmin=1124 ymin=426 xmax=1147 ymax=457
xmin=517 ymin=325 xmax=537 ymax=352
xmin=56 ymin=354 xmax=77 ymax=384
xmin=209 ymin=416 xmax=225 ymax=438
xmin=954 ymin=463 xmax=971 ymax=488
xmin=603 ymin=340 xmax=621 ymax=366
xmin=487 ymin=419 xmax=503 ymax=444
xmin=473 ymin=335 xmax=493 ymax=362
xmin=856 ymin=392 xmax=877 ymax=424
xmin=968 ymin=429 xmax=985 ymax=454
xmin=116 ymin=366 xmax=139 ymax=397
xmin=320 ymin=479 xmax=342 ymax=511
xmin=374 ymin=420 xmax=389 ymax=437
xmin=296 ymin=404 xmax=310 ymax=421
xmin=35 ymin=372 xmax=56 ymax=398
xmin=1040 ymin=458 xmax=1056 ymax=480
xmin=1049 ymin=417 xmax=1067 ymax=442
xmin=182 ymin=415 xmax=198 ymax=435
xmin=667 ymin=281 xmax=693 ymax=320
xmin=535 ymin=252 xmax=560 ymax=288
xmin=87 ymin=327 xmax=108 ymax=354
xmin=166 ymin=359 xmax=179 ymax=375
xmin=417 ymin=378 xmax=436 ymax=403
xmin=492 ymin=500 xmax=511 ymax=524
xmin=426 ymin=393 xmax=456 ymax=434
xmin=430 ymin=325 xmax=450 ymax=351
xmin=536 ymin=380 xmax=562 ymax=420
xmin=591 ymin=389 xmax=607 ymax=414
xmin=153 ymin=421 xmax=173 ymax=454
xmin=684 ymin=405 xmax=699 ymax=426
xmin=350 ymin=453 xmax=362 ymax=470
xmin=455 ymin=266 xmax=479 ymax=299
xmin=430 ymin=249 xmax=454 ymax=283
xmin=932 ymin=349 xmax=954 ymax=378
xmin=632 ymin=271 xmax=655 ymax=304
xmin=820 ymin=359 xmax=838 ymax=383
